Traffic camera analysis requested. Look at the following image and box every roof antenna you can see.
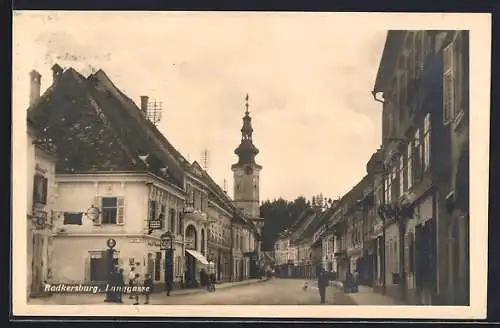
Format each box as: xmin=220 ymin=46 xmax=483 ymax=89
xmin=201 ymin=149 xmax=210 ymax=170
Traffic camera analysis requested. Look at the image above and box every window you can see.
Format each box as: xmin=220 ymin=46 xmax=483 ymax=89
xmin=160 ymin=204 xmax=166 ymax=229
xmin=391 ymin=166 xmax=398 ymax=200
xmin=154 ymin=252 xmax=161 ymax=281
xmin=175 ymin=255 xmax=182 ymax=277
xmin=423 ymin=114 xmax=431 ymax=171
xmin=407 ymin=141 xmax=413 ymax=190
xmin=101 ymin=197 xmax=124 ymax=225
xmin=33 ymin=174 xmax=48 ymax=205
xmin=443 ymin=41 xmax=455 ymax=123
xmin=387 ymin=172 xmax=392 ymax=202
xmin=148 ymin=200 xmax=157 ymax=222
xmin=178 ymin=212 xmax=183 ymax=234
xmin=236 ymin=184 xmax=240 ymax=192
xmin=413 ymin=128 xmax=422 ymax=181
xmin=169 ymin=208 xmax=176 ymax=233
xmin=399 ymin=156 xmax=405 ymax=194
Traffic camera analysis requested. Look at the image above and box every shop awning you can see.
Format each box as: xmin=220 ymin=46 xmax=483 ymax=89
xmin=185 ymin=249 xmax=209 ymax=265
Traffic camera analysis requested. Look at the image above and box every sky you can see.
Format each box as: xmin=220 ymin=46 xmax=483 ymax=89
xmin=13 ymin=11 xmax=387 ymax=202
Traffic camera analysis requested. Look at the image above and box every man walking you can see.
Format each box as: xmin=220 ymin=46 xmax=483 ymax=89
xmin=317 ymin=269 xmax=330 ymax=304
xmin=128 ymin=267 xmax=136 ymax=299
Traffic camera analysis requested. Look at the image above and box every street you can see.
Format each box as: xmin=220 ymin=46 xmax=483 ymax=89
xmin=29 ymin=279 xmax=357 ymax=305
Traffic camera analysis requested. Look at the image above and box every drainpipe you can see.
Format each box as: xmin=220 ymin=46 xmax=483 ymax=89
xmin=230 ymin=210 xmax=235 ymax=282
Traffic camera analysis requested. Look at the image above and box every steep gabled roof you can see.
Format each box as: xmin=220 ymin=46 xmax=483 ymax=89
xmin=27 ymin=68 xmax=141 ymax=173
xmin=288 ymin=207 xmax=315 ymax=234
xmin=26 ymin=65 xmax=186 ymax=188
xmin=87 ymin=70 xmax=186 ymax=186
xmin=290 ymin=211 xmax=318 ymax=244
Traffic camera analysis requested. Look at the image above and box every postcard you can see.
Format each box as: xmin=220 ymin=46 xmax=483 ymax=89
xmin=12 ymin=11 xmax=490 ymax=319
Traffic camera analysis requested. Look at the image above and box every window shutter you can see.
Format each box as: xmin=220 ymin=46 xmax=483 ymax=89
xmin=93 ymin=196 xmax=102 ymax=225
xmin=443 ymin=42 xmax=455 ymax=124
xmin=42 ymin=177 xmax=48 ymax=204
xmin=117 ymin=197 xmax=125 ymax=225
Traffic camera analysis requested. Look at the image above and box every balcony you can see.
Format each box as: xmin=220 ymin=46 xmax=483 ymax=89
xmin=183 ymin=206 xmax=207 ymax=223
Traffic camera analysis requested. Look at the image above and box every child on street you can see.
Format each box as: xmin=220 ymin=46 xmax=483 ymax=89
xmin=143 ymin=273 xmax=154 ymax=304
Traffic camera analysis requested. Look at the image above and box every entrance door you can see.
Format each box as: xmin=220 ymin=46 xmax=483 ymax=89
xmin=217 ymin=254 xmax=221 ymax=281
xmin=185 ymin=253 xmax=196 ymax=287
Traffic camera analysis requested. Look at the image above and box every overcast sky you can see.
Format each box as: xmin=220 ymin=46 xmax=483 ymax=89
xmin=13 ymin=11 xmax=387 ymax=202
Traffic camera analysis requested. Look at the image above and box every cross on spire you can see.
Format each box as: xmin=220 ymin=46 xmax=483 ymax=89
xmin=245 ymin=93 xmax=249 ymax=115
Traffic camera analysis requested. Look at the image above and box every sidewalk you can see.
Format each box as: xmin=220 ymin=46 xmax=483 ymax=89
xmin=342 ymin=285 xmax=404 ymax=305
xmin=28 ymin=278 xmax=267 ymax=305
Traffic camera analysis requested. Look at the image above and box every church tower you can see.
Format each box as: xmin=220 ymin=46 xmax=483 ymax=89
xmin=231 ymin=94 xmax=262 ymax=219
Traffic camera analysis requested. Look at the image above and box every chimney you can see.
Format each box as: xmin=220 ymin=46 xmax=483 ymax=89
xmin=51 ymin=63 xmax=63 ymax=84
xmin=29 ymin=70 xmax=41 ymax=106
xmin=140 ymin=96 xmax=149 ymax=113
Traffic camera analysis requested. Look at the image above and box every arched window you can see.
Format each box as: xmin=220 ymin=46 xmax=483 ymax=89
xmin=201 ymin=228 xmax=205 ymax=255
xmin=169 ymin=208 xmax=176 ymax=233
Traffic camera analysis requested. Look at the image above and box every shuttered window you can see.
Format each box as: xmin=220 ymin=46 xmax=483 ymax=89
xmin=413 ymin=128 xmax=423 ymax=181
xmin=443 ymin=42 xmax=455 ymax=124
xmin=407 ymin=141 xmax=413 ymax=190
xmin=93 ymin=196 xmax=125 ymax=225
xmin=399 ymin=155 xmax=406 ymax=194
xmin=33 ymin=174 xmax=48 ymax=205
xmin=423 ymin=114 xmax=432 ymax=171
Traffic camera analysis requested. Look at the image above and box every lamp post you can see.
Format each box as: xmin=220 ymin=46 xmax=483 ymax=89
xmin=104 ymin=238 xmax=119 ymax=303
xmin=161 ymin=231 xmax=175 ymax=296
xmin=377 ymin=194 xmax=415 ymax=303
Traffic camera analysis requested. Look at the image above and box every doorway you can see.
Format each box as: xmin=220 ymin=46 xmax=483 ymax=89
xmin=185 ymin=254 xmax=196 ymax=287
xmin=30 ymin=234 xmax=44 ymax=296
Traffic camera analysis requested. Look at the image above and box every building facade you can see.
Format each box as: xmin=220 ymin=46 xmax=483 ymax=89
xmin=26 ymin=64 xmax=263 ymax=298
xmin=371 ymin=30 xmax=469 ymax=305
xmin=27 ymin=115 xmax=57 ymax=299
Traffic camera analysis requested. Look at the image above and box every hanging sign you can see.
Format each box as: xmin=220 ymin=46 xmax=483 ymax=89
xmin=149 ymin=219 xmax=162 ymax=230
xmin=106 ymin=238 xmax=117 ymax=249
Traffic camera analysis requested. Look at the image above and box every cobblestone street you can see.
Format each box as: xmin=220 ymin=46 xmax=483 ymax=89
xmin=29 ymin=278 xmax=357 ymax=305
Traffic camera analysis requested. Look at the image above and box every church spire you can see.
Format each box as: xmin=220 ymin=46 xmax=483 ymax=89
xmin=233 ymin=94 xmax=260 ymax=167
xmin=241 ymin=94 xmax=254 ymax=141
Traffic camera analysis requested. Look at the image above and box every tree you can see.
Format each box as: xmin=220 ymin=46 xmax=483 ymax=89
xmin=260 ymin=196 xmax=311 ymax=251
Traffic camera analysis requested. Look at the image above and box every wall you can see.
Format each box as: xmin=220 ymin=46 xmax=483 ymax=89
xmin=27 ymin=133 xmax=57 ymax=298
xmin=384 ymin=221 xmax=400 ymax=299
xmin=51 ymin=235 xmax=184 ymax=285
xmin=55 ymin=178 xmax=147 ymax=234
xmin=232 ymin=166 xmax=261 ymax=218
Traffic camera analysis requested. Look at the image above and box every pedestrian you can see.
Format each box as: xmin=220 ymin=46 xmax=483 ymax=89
xmin=200 ymin=269 xmax=208 ymax=290
xmin=128 ymin=267 xmax=136 ymax=299
xmin=166 ymin=280 xmax=172 ymax=296
xmin=209 ymin=272 xmax=216 ymax=292
xmin=143 ymin=273 xmax=153 ymax=304
xmin=317 ymin=269 xmax=330 ymax=304
xmin=132 ymin=273 xmax=141 ymax=305
xmin=117 ymin=268 xmax=125 ymax=303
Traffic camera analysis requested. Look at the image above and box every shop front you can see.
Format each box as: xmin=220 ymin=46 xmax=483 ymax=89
xmin=244 ymin=251 xmax=259 ymax=278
